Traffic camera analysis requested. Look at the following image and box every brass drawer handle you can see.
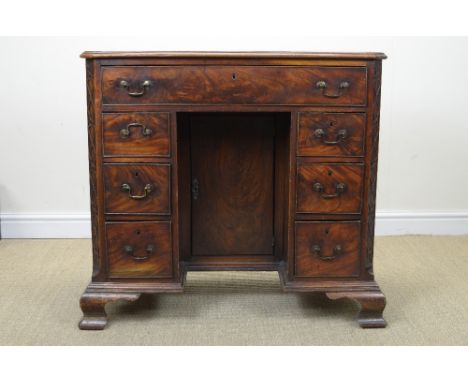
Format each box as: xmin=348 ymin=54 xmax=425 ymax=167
xmin=119 ymin=79 xmax=152 ymax=97
xmin=316 ymin=80 xmax=350 ymax=98
xmin=313 ymin=182 xmax=346 ymax=199
xmin=120 ymin=123 xmax=153 ymax=139
xmin=312 ymin=244 xmax=342 ymax=261
xmin=121 ymin=183 xmax=153 ymax=199
xmin=123 ymin=244 xmax=154 ymax=260
xmin=314 ymin=128 xmax=347 ymax=145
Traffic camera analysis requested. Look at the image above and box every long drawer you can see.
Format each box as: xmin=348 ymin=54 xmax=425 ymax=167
xmin=101 ymin=66 xmax=367 ymax=106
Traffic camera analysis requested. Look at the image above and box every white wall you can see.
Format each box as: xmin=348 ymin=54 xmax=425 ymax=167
xmin=1 ymin=37 xmax=467 ymax=237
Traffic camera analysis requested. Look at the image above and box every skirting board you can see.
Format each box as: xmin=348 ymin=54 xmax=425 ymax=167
xmin=1 ymin=214 xmax=91 ymax=239
xmin=1 ymin=211 xmax=468 ymax=238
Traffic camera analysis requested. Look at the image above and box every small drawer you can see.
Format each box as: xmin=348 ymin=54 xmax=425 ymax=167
xmin=296 ymin=163 xmax=363 ymax=214
xmin=103 ymin=112 xmax=170 ymax=157
xmin=106 ymin=221 xmax=172 ymax=278
xmin=297 ymin=113 xmax=366 ymax=157
xmin=104 ymin=163 xmax=171 ymax=215
xmin=101 ymin=66 xmax=367 ymax=106
xmin=295 ymin=221 xmax=360 ymax=277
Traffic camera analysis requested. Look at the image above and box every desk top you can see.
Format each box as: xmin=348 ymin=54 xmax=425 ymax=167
xmin=80 ymin=51 xmax=387 ymax=60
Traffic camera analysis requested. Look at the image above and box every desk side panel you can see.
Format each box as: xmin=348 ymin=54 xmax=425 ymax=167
xmin=86 ymin=59 xmax=106 ymax=281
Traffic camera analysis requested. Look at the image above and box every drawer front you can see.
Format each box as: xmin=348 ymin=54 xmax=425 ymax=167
xmin=296 ymin=163 xmax=363 ymax=214
xmin=295 ymin=221 xmax=360 ymax=277
xmin=106 ymin=221 xmax=172 ymax=278
xmin=103 ymin=112 xmax=170 ymax=157
xmin=101 ymin=66 xmax=367 ymax=106
xmin=104 ymin=163 xmax=171 ymax=214
xmin=297 ymin=113 xmax=366 ymax=157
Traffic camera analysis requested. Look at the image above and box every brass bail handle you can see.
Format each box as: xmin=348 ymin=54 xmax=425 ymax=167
xmin=312 ymin=182 xmax=346 ymax=199
xmin=314 ymin=128 xmax=347 ymax=145
xmin=316 ymin=80 xmax=350 ymax=98
xmin=121 ymin=183 xmax=153 ymax=199
xmin=119 ymin=79 xmax=152 ymax=97
xmin=123 ymin=244 xmax=154 ymax=260
xmin=312 ymin=244 xmax=343 ymax=261
xmin=120 ymin=123 xmax=153 ymax=139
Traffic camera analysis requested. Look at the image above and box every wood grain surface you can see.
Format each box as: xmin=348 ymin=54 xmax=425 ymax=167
xmin=103 ymin=112 xmax=170 ymax=157
xmin=106 ymin=221 xmax=172 ymax=278
xmin=103 ymin=163 xmax=171 ymax=214
xmin=297 ymin=112 xmax=366 ymax=157
xmin=101 ymin=66 xmax=367 ymax=106
xmin=295 ymin=221 xmax=361 ymax=277
xmin=296 ymin=163 xmax=364 ymax=214
xmin=190 ymin=113 xmax=274 ymax=256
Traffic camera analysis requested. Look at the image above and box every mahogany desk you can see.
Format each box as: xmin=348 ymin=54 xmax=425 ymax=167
xmin=79 ymin=51 xmax=387 ymax=329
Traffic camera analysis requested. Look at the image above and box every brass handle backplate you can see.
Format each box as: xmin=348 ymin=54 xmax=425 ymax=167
xmin=312 ymin=244 xmax=342 ymax=261
xmin=314 ymin=128 xmax=347 ymax=145
xmin=119 ymin=79 xmax=152 ymax=97
xmin=123 ymin=244 xmax=154 ymax=260
xmin=316 ymin=80 xmax=350 ymax=98
xmin=313 ymin=182 xmax=346 ymax=199
xmin=121 ymin=183 xmax=153 ymax=199
xmin=120 ymin=123 xmax=153 ymax=139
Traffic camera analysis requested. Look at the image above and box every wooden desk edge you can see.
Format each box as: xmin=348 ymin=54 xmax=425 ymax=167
xmin=80 ymin=51 xmax=388 ymax=60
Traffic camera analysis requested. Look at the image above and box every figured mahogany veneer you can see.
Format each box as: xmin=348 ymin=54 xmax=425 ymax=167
xmin=106 ymin=221 xmax=172 ymax=278
xmin=79 ymin=51 xmax=387 ymax=330
xmin=295 ymin=221 xmax=361 ymax=277
xmin=297 ymin=112 xmax=366 ymax=157
xmin=103 ymin=163 xmax=171 ymax=215
xmin=102 ymin=112 xmax=170 ymax=157
xmin=296 ymin=163 xmax=364 ymax=214
xmin=101 ymin=66 xmax=367 ymax=106
xmin=190 ymin=114 xmax=275 ymax=257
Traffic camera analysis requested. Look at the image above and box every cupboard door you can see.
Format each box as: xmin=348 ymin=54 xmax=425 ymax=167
xmin=190 ymin=114 xmax=275 ymax=256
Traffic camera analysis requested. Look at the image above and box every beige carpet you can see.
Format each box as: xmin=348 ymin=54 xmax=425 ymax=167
xmin=0 ymin=236 xmax=467 ymax=345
